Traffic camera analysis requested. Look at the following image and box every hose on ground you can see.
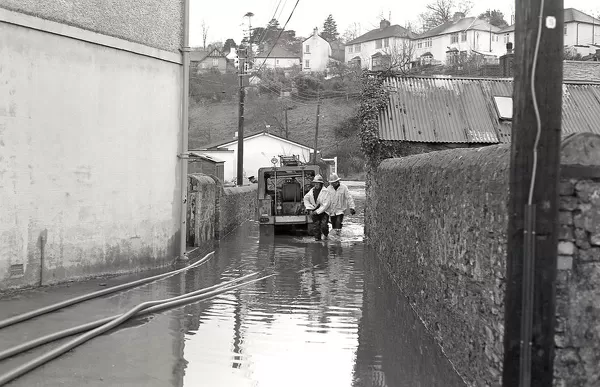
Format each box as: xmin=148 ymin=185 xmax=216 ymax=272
xmin=0 ymin=271 xmax=260 ymax=361
xmin=0 ymin=252 xmax=215 ymax=330
xmin=0 ymin=272 xmax=274 ymax=386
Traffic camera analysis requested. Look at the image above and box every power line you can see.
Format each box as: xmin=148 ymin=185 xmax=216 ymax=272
xmin=254 ymin=0 xmax=301 ymax=73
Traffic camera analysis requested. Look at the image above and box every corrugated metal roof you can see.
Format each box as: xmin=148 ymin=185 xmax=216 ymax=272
xmin=379 ymin=76 xmax=600 ymax=143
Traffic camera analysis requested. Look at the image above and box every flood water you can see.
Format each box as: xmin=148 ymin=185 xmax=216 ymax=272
xmin=0 ymin=183 xmax=465 ymax=387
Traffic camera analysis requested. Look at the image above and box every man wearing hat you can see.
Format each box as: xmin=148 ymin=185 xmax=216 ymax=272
xmin=325 ymin=173 xmax=356 ymax=236
xmin=303 ymin=174 xmax=330 ymax=241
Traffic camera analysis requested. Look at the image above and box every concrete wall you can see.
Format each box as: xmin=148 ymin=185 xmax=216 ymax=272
xmin=0 ymin=9 xmax=183 ymax=290
xmin=367 ymin=134 xmax=600 ymax=386
xmin=0 ymin=0 xmax=184 ymax=52
xmin=187 ymin=174 xmax=257 ymax=248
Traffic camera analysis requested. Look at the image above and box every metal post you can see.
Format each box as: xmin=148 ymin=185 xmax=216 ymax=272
xmin=313 ymin=90 xmax=320 ymax=164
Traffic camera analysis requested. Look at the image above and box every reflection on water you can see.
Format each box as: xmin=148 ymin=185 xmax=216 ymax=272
xmin=173 ymin=183 xmax=464 ymax=387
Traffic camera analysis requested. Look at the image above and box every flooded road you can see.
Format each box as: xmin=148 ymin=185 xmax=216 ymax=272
xmin=0 ymin=183 xmax=465 ymax=387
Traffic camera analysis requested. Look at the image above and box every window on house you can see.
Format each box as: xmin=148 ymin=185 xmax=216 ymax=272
xmin=376 ymin=39 xmax=383 ymax=49
xmin=355 ymin=44 xmax=361 ymax=52
xmin=461 ymin=31 xmax=467 ymax=42
xmin=305 ymin=45 xmax=310 ymax=53
xmin=348 ymin=45 xmax=353 ymax=53
xmin=451 ymin=34 xmax=459 ymax=43
xmin=212 ymin=58 xmax=219 ymax=66
xmin=564 ymin=27 xmax=567 ymax=35
xmin=493 ymin=96 xmax=513 ymax=120
xmin=504 ymin=34 xmax=509 ymax=43
xmin=384 ymin=38 xmax=390 ymax=47
xmin=425 ymin=38 xmax=432 ymax=48
xmin=305 ymin=59 xmax=310 ymax=68
xmin=276 ymin=59 xmax=280 ymax=65
xmin=417 ymin=40 xmax=423 ymax=48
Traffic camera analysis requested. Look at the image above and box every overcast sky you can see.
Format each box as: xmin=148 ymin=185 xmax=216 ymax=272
xmin=189 ymin=0 xmax=599 ymax=47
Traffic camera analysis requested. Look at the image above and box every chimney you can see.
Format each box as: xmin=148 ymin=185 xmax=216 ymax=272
xmin=313 ymin=27 xmax=318 ymax=36
xmin=453 ymin=12 xmax=465 ymax=21
xmin=500 ymin=43 xmax=515 ymax=77
xmin=380 ymin=19 xmax=391 ymax=30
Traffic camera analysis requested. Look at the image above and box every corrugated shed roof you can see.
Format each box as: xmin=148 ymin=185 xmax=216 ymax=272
xmin=347 ymin=25 xmax=415 ymax=45
xmin=378 ymin=76 xmax=600 ymax=143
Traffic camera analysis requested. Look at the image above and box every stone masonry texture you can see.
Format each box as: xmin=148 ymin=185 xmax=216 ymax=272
xmin=0 ymin=0 xmax=184 ymax=52
xmin=368 ymin=139 xmax=600 ymax=387
xmin=187 ymin=174 xmax=257 ymax=247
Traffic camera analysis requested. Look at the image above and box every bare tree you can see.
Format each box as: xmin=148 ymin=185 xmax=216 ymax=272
xmin=419 ymin=0 xmax=474 ymax=30
xmin=201 ymin=20 xmax=209 ymax=50
xmin=341 ymin=23 xmax=361 ymax=43
xmin=379 ymin=39 xmax=416 ymax=74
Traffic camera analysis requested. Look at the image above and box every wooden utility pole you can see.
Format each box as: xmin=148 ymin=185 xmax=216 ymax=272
xmin=284 ymin=107 xmax=289 ymax=139
xmin=502 ymin=0 xmax=563 ymax=386
xmin=236 ymin=56 xmax=246 ymax=186
xmin=313 ymin=91 xmax=321 ymax=164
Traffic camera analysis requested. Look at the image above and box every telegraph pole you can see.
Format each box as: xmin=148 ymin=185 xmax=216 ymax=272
xmin=502 ymin=0 xmax=563 ymax=386
xmin=284 ymin=107 xmax=289 ymax=139
xmin=313 ymin=90 xmax=321 ymax=164
xmin=236 ymin=55 xmax=246 ymax=186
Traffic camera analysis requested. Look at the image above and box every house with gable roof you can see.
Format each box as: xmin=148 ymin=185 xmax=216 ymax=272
xmin=302 ymin=27 xmax=345 ymax=73
xmin=345 ymin=19 xmax=417 ymax=70
xmin=190 ymin=131 xmax=316 ymax=184
xmin=190 ymin=48 xmax=232 ymax=74
xmin=413 ymin=12 xmax=502 ymax=66
xmin=498 ymin=8 xmax=600 ymax=58
xmin=255 ymin=46 xmax=301 ymax=69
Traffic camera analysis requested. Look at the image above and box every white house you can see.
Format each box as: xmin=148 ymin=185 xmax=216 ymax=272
xmin=413 ymin=13 xmax=502 ymax=65
xmin=226 ymin=47 xmax=239 ymax=69
xmin=191 ymin=132 xmax=315 ymax=184
xmin=345 ymin=19 xmax=416 ymax=70
xmin=302 ymin=27 xmax=345 ymax=73
xmin=254 ymin=46 xmax=301 ymax=69
xmin=497 ymin=8 xmax=600 ymax=57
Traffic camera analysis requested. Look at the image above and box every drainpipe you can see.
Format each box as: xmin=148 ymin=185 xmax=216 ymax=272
xmin=178 ymin=0 xmax=191 ymax=261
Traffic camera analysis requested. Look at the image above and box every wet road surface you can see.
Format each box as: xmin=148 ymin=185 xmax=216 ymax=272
xmin=0 ymin=182 xmax=465 ymax=387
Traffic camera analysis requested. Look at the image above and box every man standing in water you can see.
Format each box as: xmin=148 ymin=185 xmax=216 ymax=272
xmin=326 ymin=173 xmax=356 ymax=237
xmin=303 ymin=174 xmax=330 ymax=241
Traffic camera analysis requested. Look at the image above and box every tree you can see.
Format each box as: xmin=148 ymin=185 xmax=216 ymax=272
xmin=322 ymin=14 xmax=339 ymax=42
xmin=341 ymin=23 xmax=361 ymax=44
xmin=379 ymin=40 xmax=416 ymax=74
xmin=419 ymin=0 xmax=474 ymax=30
xmin=478 ymin=9 xmax=508 ymax=28
xmin=223 ymin=39 xmax=237 ymax=53
xmin=201 ymin=20 xmax=209 ymax=50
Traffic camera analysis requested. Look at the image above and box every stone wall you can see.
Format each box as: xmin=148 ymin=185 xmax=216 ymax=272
xmin=554 ymin=171 xmax=600 ymax=386
xmin=187 ymin=174 xmax=257 ymax=248
xmin=367 ymin=133 xmax=600 ymax=386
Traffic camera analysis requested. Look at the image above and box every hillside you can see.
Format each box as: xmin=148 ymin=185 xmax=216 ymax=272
xmin=188 ymin=96 xmax=364 ymax=176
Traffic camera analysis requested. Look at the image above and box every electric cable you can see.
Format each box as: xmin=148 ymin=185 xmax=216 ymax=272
xmin=255 ymin=0 xmax=301 ymax=73
xmin=0 ymin=252 xmax=214 ymax=330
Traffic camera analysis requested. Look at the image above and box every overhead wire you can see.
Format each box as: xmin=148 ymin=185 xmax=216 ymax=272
xmin=254 ymin=0 xmax=301 ymax=73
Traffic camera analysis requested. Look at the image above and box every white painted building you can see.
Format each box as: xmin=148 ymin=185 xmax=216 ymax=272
xmin=302 ymin=27 xmax=340 ymax=73
xmin=345 ymin=19 xmax=416 ymax=70
xmin=254 ymin=46 xmax=301 ymax=69
xmin=0 ymin=4 xmax=183 ymax=289
xmin=497 ymin=8 xmax=600 ymax=57
xmin=193 ymin=132 xmax=315 ymax=184
xmin=413 ymin=13 xmax=502 ymax=65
